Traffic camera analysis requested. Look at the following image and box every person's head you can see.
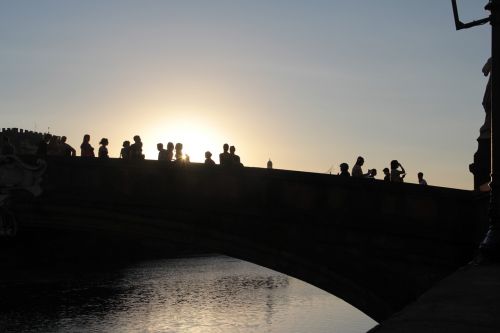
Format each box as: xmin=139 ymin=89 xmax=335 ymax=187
xmin=205 ymin=151 xmax=212 ymax=159
xmin=356 ymin=156 xmax=364 ymax=166
xmin=61 ymin=136 xmax=67 ymax=143
xmin=175 ymin=143 xmax=183 ymax=151
xmin=418 ymin=172 xmax=424 ymax=180
xmin=390 ymin=160 xmax=399 ymax=169
xmin=123 ymin=140 xmax=130 ymax=148
xmin=133 ymin=135 xmax=141 ymax=143
xmin=157 ymin=143 xmax=163 ymax=151
xmin=383 ymin=167 xmax=390 ymax=175
xmin=230 ymin=145 xmax=236 ymax=154
xmin=223 ymin=143 xmax=229 ymax=152
xmin=83 ymin=134 xmax=90 ymax=143
xmin=167 ymin=142 xmax=174 ymax=150
xmin=44 ymin=133 xmax=52 ymax=143
xmin=340 ymin=163 xmax=349 ymax=172
xmin=370 ymin=169 xmax=377 ymax=177
xmin=99 ymin=138 xmax=108 ymax=146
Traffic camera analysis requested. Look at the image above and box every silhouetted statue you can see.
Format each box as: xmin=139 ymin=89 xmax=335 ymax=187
xmin=1 ymin=136 xmax=14 ymax=155
xmin=366 ymin=169 xmax=377 ymax=179
xmin=480 ymin=57 xmax=492 ymax=140
xmin=352 ymin=156 xmax=368 ymax=177
xmin=60 ymin=136 xmax=76 ymax=157
xmin=219 ymin=143 xmax=230 ymax=166
xmin=390 ymin=160 xmax=406 ymax=182
xmin=120 ymin=141 xmax=130 ymax=159
xmin=98 ymin=138 xmax=109 ymax=158
xmin=383 ymin=168 xmax=390 ymax=181
xmin=339 ymin=163 xmax=350 ymax=177
xmin=471 ymin=57 xmax=493 ymax=190
xmin=36 ymin=133 xmax=51 ymax=157
xmin=157 ymin=143 xmax=168 ymax=161
xmin=205 ymin=151 xmax=215 ymax=165
xmin=267 ymin=159 xmax=273 ymax=169
xmin=229 ymin=145 xmax=243 ymax=167
xmin=80 ymin=134 xmax=95 ymax=157
xmin=130 ymin=135 xmax=143 ymax=160
xmin=166 ymin=142 xmax=174 ymax=162
xmin=418 ymin=172 xmax=428 ymax=186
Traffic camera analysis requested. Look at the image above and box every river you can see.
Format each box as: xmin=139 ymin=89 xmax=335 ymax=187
xmin=0 ymin=255 xmax=377 ymax=332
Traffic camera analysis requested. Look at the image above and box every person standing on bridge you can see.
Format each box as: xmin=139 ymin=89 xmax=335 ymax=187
xmin=418 ymin=172 xmax=427 ymax=186
xmin=129 ymin=135 xmax=143 ymax=160
xmin=205 ymin=151 xmax=216 ymax=165
xmin=98 ymin=138 xmax=109 ymax=158
xmin=174 ymin=143 xmax=184 ymax=163
xmin=339 ymin=163 xmax=350 ymax=177
xmin=229 ymin=145 xmax=243 ymax=167
xmin=352 ymin=156 xmax=369 ymax=178
xmin=383 ymin=168 xmax=391 ymax=181
xmin=120 ymin=140 xmax=130 ymax=159
xmin=60 ymin=136 xmax=76 ymax=157
xmin=166 ymin=142 xmax=174 ymax=161
xmin=390 ymin=160 xmax=406 ymax=182
xmin=219 ymin=143 xmax=230 ymax=166
xmin=80 ymin=134 xmax=95 ymax=157
xmin=157 ymin=143 xmax=168 ymax=161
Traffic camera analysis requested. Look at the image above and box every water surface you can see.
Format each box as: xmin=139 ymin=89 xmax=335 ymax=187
xmin=0 ymin=255 xmax=377 ymax=332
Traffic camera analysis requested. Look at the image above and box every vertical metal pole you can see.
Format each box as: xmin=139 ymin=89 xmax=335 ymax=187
xmin=480 ymin=0 xmax=500 ymax=259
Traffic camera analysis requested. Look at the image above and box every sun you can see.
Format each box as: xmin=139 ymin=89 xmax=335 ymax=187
xmin=143 ymin=118 xmax=224 ymax=163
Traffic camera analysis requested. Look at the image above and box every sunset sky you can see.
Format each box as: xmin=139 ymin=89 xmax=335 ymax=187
xmin=0 ymin=1 xmax=491 ymax=189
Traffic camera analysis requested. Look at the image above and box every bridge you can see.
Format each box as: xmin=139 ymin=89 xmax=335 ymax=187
xmin=6 ymin=157 xmax=485 ymax=322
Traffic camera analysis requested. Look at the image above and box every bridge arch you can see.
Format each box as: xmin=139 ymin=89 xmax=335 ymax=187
xmin=13 ymin=157 xmax=480 ymax=322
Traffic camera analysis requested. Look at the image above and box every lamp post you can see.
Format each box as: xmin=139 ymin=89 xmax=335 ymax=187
xmin=452 ymin=0 xmax=500 ymax=259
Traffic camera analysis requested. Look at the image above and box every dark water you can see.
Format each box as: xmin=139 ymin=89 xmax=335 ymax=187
xmin=0 ymin=255 xmax=376 ymax=332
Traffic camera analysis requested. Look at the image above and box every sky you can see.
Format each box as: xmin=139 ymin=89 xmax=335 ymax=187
xmin=0 ymin=1 xmax=492 ymax=189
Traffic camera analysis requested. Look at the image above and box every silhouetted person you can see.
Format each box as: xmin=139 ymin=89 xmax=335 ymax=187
xmin=1 ymin=136 xmax=14 ymax=155
xmin=219 ymin=143 xmax=230 ymax=166
xmin=418 ymin=172 xmax=427 ymax=186
xmin=174 ymin=143 xmax=183 ymax=162
xmin=166 ymin=142 xmax=174 ymax=161
xmin=352 ymin=156 xmax=368 ymax=177
xmin=157 ymin=143 xmax=168 ymax=161
xmin=130 ymin=135 xmax=143 ymax=160
xmin=390 ymin=160 xmax=406 ymax=182
xmin=98 ymin=138 xmax=109 ymax=158
xmin=366 ymin=169 xmax=377 ymax=179
xmin=205 ymin=151 xmax=215 ymax=165
xmin=339 ymin=163 xmax=350 ymax=177
xmin=383 ymin=168 xmax=390 ymax=181
xmin=80 ymin=134 xmax=95 ymax=157
xmin=120 ymin=141 xmax=130 ymax=159
xmin=36 ymin=133 xmax=51 ymax=157
xmin=47 ymin=136 xmax=61 ymax=155
xmin=229 ymin=145 xmax=243 ymax=167
xmin=60 ymin=136 xmax=76 ymax=156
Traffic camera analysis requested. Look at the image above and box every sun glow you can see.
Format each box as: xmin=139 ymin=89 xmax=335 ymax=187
xmin=143 ymin=117 xmax=225 ymax=163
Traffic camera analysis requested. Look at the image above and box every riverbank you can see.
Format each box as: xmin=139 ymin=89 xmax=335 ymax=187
xmin=369 ymin=261 xmax=500 ymax=332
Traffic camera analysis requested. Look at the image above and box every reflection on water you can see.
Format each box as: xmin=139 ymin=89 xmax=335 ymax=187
xmin=0 ymin=255 xmax=377 ymax=332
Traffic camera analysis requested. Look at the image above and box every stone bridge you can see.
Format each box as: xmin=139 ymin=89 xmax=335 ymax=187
xmin=8 ymin=157 xmax=484 ymax=322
